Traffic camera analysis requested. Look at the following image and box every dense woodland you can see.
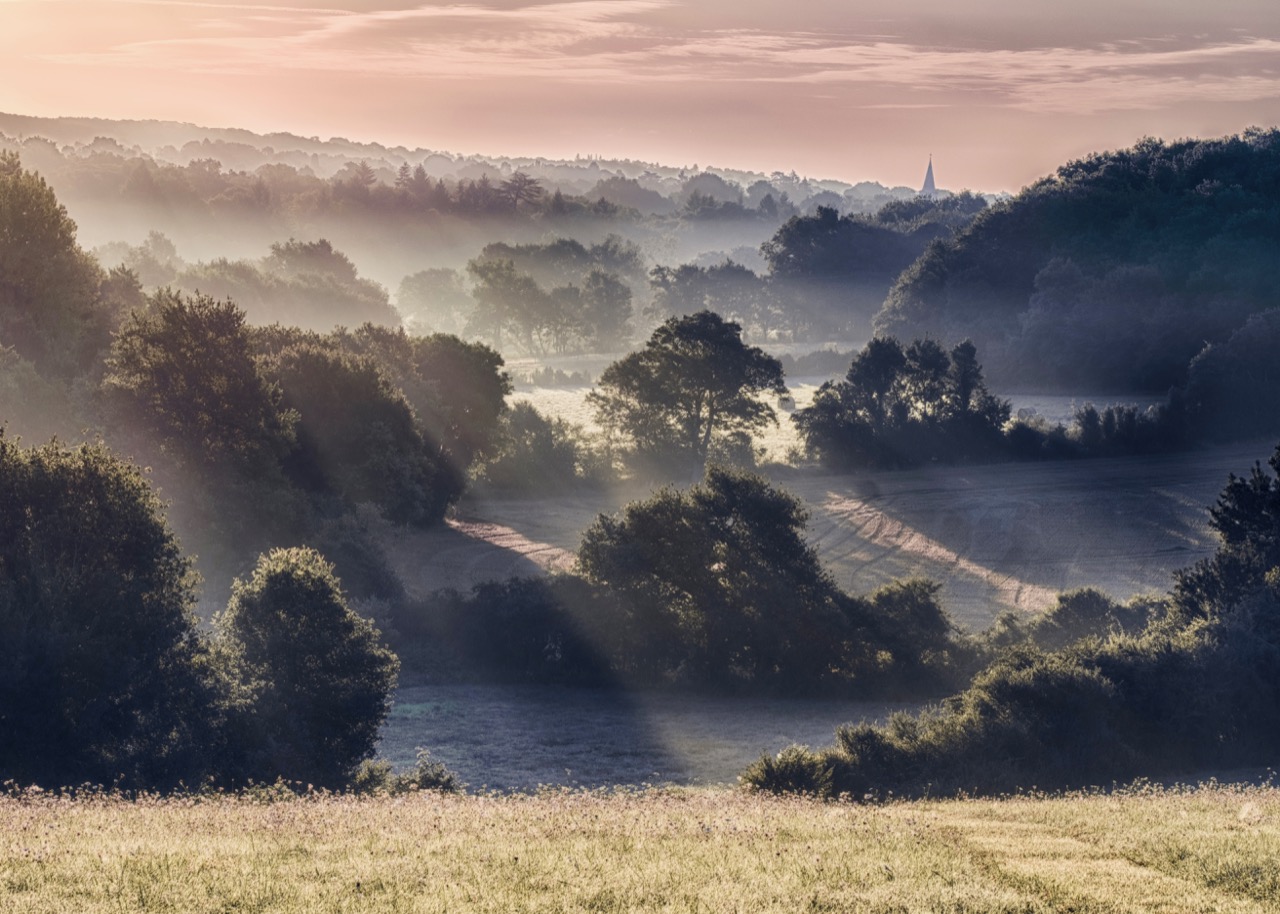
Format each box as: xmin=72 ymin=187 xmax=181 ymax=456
xmin=878 ymin=129 xmax=1280 ymax=392
xmin=4 ymin=123 xmax=1280 ymax=794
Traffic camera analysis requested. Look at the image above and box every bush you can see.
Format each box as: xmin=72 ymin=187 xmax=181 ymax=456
xmin=353 ymin=749 xmax=461 ymax=795
xmin=477 ymin=402 xmax=588 ymax=492
xmin=215 ymin=547 xmax=400 ymax=788
xmin=740 ymin=746 xmax=835 ymax=799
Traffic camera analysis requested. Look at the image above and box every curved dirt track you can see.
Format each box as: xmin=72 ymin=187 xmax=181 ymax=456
xmin=382 ymin=440 xmax=1274 ymax=630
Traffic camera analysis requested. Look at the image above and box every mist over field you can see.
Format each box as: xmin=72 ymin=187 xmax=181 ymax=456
xmin=5 ymin=86 xmax=1280 ymax=910
xmin=6 ymin=0 xmax=1280 ymax=905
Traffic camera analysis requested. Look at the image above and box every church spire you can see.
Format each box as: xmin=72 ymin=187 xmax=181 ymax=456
xmin=920 ymin=154 xmax=936 ymax=196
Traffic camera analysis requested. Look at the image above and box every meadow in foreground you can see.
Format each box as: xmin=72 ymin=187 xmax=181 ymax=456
xmin=3 ymin=783 xmax=1278 ymax=913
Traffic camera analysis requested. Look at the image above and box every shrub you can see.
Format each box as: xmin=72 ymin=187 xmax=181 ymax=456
xmin=215 ymin=547 xmax=400 ymax=788
xmin=739 ymin=746 xmax=835 ymax=799
xmin=477 ymin=402 xmax=587 ymax=492
xmin=353 ymin=749 xmax=461 ymax=795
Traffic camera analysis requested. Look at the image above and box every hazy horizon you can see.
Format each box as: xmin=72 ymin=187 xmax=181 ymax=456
xmin=3 ymin=0 xmax=1280 ymax=192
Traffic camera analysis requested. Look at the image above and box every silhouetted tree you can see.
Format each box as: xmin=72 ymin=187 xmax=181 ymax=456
xmin=577 ymin=466 xmax=853 ymax=687
xmin=588 ymin=311 xmax=786 ymax=473
xmin=0 ymin=152 xmax=108 ymax=377
xmin=794 ymin=336 xmax=1009 ymax=468
xmin=215 ymin=547 xmax=398 ymax=788
xmin=499 ymin=171 xmax=544 ymax=210
xmin=0 ymin=436 xmax=216 ymax=788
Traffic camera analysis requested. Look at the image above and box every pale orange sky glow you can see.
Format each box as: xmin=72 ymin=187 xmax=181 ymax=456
xmin=3 ymin=0 xmax=1280 ymax=190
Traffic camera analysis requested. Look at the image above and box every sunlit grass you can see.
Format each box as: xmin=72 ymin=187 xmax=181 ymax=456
xmin=3 ymin=783 xmax=1278 ymax=912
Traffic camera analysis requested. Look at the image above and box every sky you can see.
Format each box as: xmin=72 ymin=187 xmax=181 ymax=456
xmin=3 ymin=0 xmax=1280 ymax=191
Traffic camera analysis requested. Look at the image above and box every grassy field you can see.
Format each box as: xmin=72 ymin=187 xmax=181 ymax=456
xmin=4 ymin=784 xmax=1279 ymax=912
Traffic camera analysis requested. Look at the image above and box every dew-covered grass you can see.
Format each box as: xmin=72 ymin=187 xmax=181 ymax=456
xmin=4 ymin=782 xmax=1279 ymax=912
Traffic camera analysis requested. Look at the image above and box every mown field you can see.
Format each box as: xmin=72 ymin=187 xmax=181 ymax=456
xmin=4 ymin=784 xmax=1279 ymax=912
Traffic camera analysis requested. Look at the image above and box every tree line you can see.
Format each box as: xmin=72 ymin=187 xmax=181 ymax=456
xmin=877 ymin=129 xmax=1280 ymax=392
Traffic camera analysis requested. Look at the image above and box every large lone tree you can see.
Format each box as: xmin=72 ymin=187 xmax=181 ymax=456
xmin=587 ymin=310 xmax=786 ymax=473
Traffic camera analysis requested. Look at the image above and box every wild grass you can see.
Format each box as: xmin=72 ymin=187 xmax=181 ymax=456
xmin=3 ymin=782 xmax=1278 ymax=912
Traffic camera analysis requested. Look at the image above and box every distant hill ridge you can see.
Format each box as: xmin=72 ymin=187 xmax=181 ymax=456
xmin=0 ymin=110 xmax=911 ymax=202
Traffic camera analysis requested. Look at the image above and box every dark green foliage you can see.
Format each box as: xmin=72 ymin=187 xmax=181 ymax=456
xmin=401 ymin=577 xmax=615 ymax=686
xmin=794 ymin=337 xmax=1010 ymax=468
xmin=760 ymin=205 xmax=944 ymax=337
xmin=303 ymin=324 xmax=511 ymax=471
xmin=1180 ymin=309 xmax=1280 ymax=444
xmin=103 ymin=289 xmax=296 ymax=473
xmin=740 ymin=745 xmax=835 ymax=798
xmin=310 ymin=513 xmax=407 ymax=604
xmin=877 ymin=130 xmax=1280 ymax=391
xmin=396 ymin=471 xmax=964 ymax=695
xmin=588 ymin=311 xmax=786 ymax=474
xmin=865 ymin=191 xmax=988 ymax=234
xmin=1173 ymin=446 xmax=1280 ymax=622
xmin=478 ymin=402 xmax=589 ymax=492
xmin=986 ymin=589 xmax=1158 ymax=651
xmin=0 ymin=152 xmax=110 ymax=377
xmin=762 ymin=206 xmax=925 ymax=283
xmin=101 ymin=290 xmax=308 ymax=574
xmin=353 ymin=749 xmax=461 ymax=795
xmin=255 ymin=322 xmax=510 ymax=475
xmin=215 ymin=547 xmax=399 ymax=788
xmin=576 ymin=466 xmax=953 ymax=692
xmin=267 ymin=343 xmax=456 ymax=526
xmin=0 ymin=436 xmax=215 ymax=788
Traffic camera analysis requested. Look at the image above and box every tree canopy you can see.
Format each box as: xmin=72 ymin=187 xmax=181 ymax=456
xmin=0 ymin=436 xmax=214 ymax=788
xmin=793 ymin=337 xmax=1010 ymax=468
xmin=215 ymin=547 xmax=399 ymax=788
xmin=576 ymin=467 xmax=855 ymax=688
xmin=103 ymin=289 xmax=296 ymax=473
xmin=575 ymin=466 xmax=957 ymax=691
xmin=0 ymin=152 xmax=108 ymax=377
xmin=876 ymin=130 xmax=1280 ymax=390
xmin=587 ymin=310 xmax=786 ymax=473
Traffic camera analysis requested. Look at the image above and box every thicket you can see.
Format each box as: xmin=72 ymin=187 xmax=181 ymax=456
xmin=744 ymin=444 xmax=1280 ymax=797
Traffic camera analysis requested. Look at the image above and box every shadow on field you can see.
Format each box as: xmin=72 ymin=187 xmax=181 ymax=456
xmin=379 ymin=681 xmax=915 ymax=791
